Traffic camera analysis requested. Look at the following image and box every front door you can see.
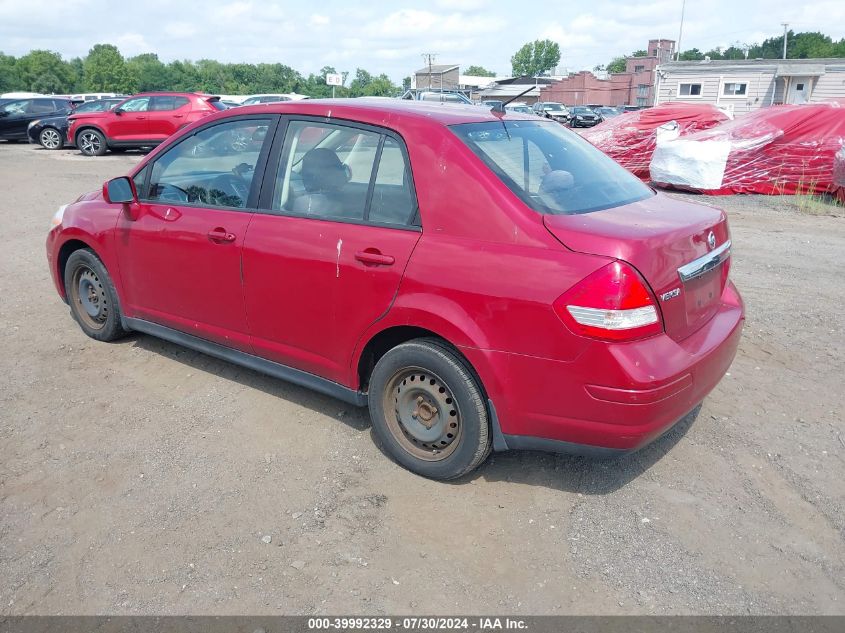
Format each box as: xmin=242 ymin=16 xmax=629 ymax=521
xmin=787 ymin=77 xmax=811 ymax=104
xmin=115 ymin=116 xmax=276 ymax=351
xmin=0 ymin=99 xmax=32 ymax=139
xmin=110 ymin=96 xmax=152 ymax=141
xmin=243 ymin=119 xmax=421 ymax=385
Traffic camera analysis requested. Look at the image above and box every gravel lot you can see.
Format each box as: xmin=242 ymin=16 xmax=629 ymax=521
xmin=1 ymin=142 xmax=843 ymax=616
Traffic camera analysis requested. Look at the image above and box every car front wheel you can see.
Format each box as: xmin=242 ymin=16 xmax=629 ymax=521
xmin=64 ymin=249 xmax=128 ymax=341
xmin=77 ymin=129 xmax=107 ymax=156
xmin=368 ymin=339 xmax=491 ymax=480
xmin=39 ymin=127 xmax=64 ymax=150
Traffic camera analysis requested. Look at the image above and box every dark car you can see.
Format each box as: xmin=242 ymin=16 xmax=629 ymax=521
xmin=47 ymin=99 xmax=743 ymax=480
xmin=596 ymin=106 xmax=622 ymax=119
xmin=0 ymin=97 xmax=76 ymax=143
xmin=28 ymin=98 xmax=125 ymax=150
xmin=568 ymin=106 xmax=601 ymax=128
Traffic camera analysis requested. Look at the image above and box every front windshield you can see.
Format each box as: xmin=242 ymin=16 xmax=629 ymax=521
xmin=544 ymin=103 xmax=564 ymax=111
xmin=76 ymin=100 xmax=116 ymax=113
xmin=451 ymin=120 xmax=653 ymax=215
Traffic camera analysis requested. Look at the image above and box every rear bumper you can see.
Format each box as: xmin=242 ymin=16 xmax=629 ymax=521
xmin=478 ymin=281 xmax=744 ymax=454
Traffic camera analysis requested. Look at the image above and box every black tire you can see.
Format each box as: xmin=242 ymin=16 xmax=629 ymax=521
xmin=368 ymin=338 xmax=491 ymax=480
xmin=39 ymin=127 xmax=64 ymax=150
xmin=63 ymin=249 xmax=128 ymax=342
xmin=76 ymin=128 xmax=107 ymax=156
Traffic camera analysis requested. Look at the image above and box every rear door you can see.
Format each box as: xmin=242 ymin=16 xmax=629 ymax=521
xmin=115 ymin=115 xmax=277 ymax=350
xmin=148 ymin=95 xmax=191 ymax=140
xmin=242 ymin=118 xmax=421 ymax=385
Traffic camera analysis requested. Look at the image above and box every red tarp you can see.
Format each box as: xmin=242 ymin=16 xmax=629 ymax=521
xmin=650 ymin=102 xmax=845 ymax=195
xmin=579 ymin=102 xmax=729 ymax=179
xmin=834 ymin=146 xmax=845 ymax=204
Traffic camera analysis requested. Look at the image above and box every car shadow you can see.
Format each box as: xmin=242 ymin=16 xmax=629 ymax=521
xmin=122 ymin=332 xmax=698 ymax=493
xmin=125 ymin=333 xmax=371 ymax=433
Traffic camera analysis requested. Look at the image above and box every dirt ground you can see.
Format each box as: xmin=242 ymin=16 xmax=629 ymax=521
xmin=1 ymin=142 xmax=843 ymax=616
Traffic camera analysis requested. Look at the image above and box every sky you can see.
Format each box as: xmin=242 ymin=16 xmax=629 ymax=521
xmin=1 ymin=0 xmax=844 ymax=82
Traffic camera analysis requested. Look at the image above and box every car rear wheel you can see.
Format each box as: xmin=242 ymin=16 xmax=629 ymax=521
xmin=77 ymin=129 xmax=107 ymax=156
xmin=39 ymin=127 xmax=64 ymax=150
xmin=368 ymin=339 xmax=491 ymax=480
xmin=64 ymin=249 xmax=128 ymax=342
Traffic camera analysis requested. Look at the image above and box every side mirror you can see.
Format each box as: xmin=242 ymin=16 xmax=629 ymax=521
xmin=113 ymin=108 xmax=123 ymax=116
xmin=103 ymin=176 xmax=136 ymax=204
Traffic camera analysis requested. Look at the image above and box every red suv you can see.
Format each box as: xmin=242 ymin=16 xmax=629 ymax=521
xmin=46 ymin=100 xmax=744 ymax=480
xmin=67 ymin=92 xmax=225 ymax=156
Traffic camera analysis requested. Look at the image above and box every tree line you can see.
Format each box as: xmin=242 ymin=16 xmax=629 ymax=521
xmin=0 ymin=44 xmax=404 ymax=97
xmin=600 ymin=31 xmax=845 ymax=73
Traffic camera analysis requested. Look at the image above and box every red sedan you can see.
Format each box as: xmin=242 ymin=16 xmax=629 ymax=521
xmin=46 ymin=100 xmax=743 ymax=480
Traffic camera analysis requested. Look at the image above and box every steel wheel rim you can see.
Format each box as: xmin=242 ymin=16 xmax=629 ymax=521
xmin=40 ymin=129 xmax=60 ymax=149
xmin=70 ymin=265 xmax=108 ymax=329
xmin=79 ymin=132 xmax=101 ymax=155
xmin=382 ymin=367 xmax=463 ymax=461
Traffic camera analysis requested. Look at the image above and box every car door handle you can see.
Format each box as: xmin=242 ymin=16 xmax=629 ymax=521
xmin=355 ymin=250 xmax=395 ymax=266
xmin=173 ymin=114 xmax=184 ymax=118
xmin=208 ymin=228 xmax=236 ymax=243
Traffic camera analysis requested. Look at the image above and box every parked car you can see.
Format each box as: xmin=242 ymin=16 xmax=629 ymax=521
xmin=0 ymin=97 xmax=76 ymax=143
xmin=505 ymin=104 xmax=534 ymax=115
xmin=67 ymin=92 xmax=225 ymax=156
xmin=533 ymin=101 xmax=570 ymax=123
xmin=595 ymin=106 xmax=622 ymax=119
xmin=568 ymin=106 xmax=602 ymax=127
xmin=28 ymin=97 xmax=125 ymax=150
xmin=47 ymin=100 xmax=743 ymax=480
xmin=403 ymin=90 xmax=474 ymax=105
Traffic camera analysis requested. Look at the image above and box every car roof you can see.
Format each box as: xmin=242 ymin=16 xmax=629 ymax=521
xmin=230 ymin=98 xmax=530 ymax=126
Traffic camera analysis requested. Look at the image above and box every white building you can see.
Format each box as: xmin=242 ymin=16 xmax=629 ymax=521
xmin=655 ymin=58 xmax=845 ymax=115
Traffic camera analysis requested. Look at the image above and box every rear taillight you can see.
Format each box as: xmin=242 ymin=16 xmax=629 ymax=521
xmin=553 ymin=261 xmax=663 ymax=341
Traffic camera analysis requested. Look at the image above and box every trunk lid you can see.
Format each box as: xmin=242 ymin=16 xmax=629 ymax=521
xmin=543 ymin=192 xmax=730 ymax=342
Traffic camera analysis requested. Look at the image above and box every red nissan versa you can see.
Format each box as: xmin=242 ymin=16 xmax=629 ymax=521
xmin=46 ymin=100 xmax=744 ymax=480
xmin=67 ymin=92 xmax=225 ymax=156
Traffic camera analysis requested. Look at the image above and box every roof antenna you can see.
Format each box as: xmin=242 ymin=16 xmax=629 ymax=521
xmin=491 ymin=86 xmax=536 ymax=115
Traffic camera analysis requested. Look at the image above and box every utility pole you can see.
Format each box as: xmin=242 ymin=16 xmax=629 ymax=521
xmin=781 ymin=23 xmax=789 ymax=59
xmin=675 ymin=0 xmax=686 ymax=60
xmin=421 ymin=53 xmax=436 ymax=90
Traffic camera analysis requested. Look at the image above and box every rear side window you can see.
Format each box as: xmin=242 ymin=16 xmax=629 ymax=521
xmin=273 ymin=121 xmax=416 ymax=226
xmin=451 ymin=120 xmax=653 ymax=215
xmin=31 ymin=100 xmax=58 ymax=113
xmin=151 ymin=96 xmax=189 ymax=111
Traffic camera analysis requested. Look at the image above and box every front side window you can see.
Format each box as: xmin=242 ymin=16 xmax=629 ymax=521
xmin=119 ymin=97 xmax=150 ymax=112
xmin=722 ymin=82 xmax=747 ymax=96
xmin=144 ymin=119 xmax=271 ymax=209
xmin=451 ymin=120 xmax=653 ymax=216
xmin=679 ymin=83 xmax=702 ymax=97
xmin=2 ymin=100 xmax=30 ymax=115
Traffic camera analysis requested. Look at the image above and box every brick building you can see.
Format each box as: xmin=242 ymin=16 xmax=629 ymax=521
xmin=540 ymin=39 xmax=675 ymax=107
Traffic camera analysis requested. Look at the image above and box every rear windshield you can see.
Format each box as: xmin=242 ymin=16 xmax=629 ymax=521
xmin=209 ymin=99 xmax=227 ymax=111
xmin=451 ymin=120 xmax=653 ymax=215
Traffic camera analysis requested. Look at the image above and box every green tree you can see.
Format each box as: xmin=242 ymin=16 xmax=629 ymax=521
xmin=362 ymin=73 xmax=397 ymax=96
xmin=677 ymin=48 xmax=705 ymax=61
xmin=511 ymin=39 xmax=561 ymax=77
xmin=84 ymin=44 xmax=132 ymax=92
xmin=0 ymin=53 xmax=19 ymax=92
xmin=606 ymin=57 xmax=627 ymax=73
xmin=347 ymin=68 xmax=373 ymax=96
xmin=126 ymin=53 xmax=169 ymax=91
xmin=631 ymin=50 xmax=647 ymax=57
xmin=464 ymin=65 xmax=496 ymax=77
xmin=16 ymin=50 xmax=73 ymax=92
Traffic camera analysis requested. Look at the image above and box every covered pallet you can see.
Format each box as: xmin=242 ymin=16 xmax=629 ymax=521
xmin=650 ymin=102 xmax=845 ymax=195
xmin=580 ymin=102 xmax=729 ymax=179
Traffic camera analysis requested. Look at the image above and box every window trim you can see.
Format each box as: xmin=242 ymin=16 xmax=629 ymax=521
xmin=678 ymin=82 xmax=703 ymax=98
xmin=720 ymin=81 xmax=749 ymax=98
xmin=137 ymin=114 xmax=280 ymax=213
xmin=258 ymin=114 xmax=421 ymax=231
